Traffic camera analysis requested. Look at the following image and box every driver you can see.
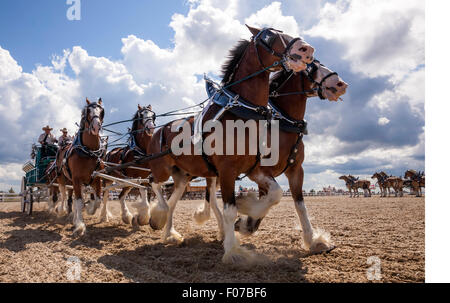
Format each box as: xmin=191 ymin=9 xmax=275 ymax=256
xmin=38 ymin=125 xmax=57 ymax=145
xmin=38 ymin=125 xmax=57 ymax=158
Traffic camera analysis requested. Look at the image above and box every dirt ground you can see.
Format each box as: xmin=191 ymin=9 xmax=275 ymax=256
xmin=0 ymin=195 xmax=424 ymax=283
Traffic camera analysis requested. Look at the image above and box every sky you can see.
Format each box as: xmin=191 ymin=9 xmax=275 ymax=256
xmin=0 ymin=0 xmax=425 ymax=192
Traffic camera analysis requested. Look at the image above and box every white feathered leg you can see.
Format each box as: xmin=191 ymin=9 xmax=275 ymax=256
xmin=73 ymin=198 xmax=86 ymax=236
xmin=99 ymin=186 xmax=113 ymax=222
xmin=132 ymin=188 xmax=150 ymax=226
xmin=149 ymin=183 xmax=169 ymax=230
xmin=118 ymin=188 xmax=133 ymax=225
xmin=162 ymin=177 xmax=188 ymax=243
xmin=294 ymin=200 xmax=333 ymax=254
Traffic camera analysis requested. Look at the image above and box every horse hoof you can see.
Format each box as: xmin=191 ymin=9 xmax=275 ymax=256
xmin=133 ymin=214 xmax=149 ymax=227
xmin=149 ymin=217 xmax=164 ymax=230
xmin=73 ymin=224 xmax=86 ymax=237
xmin=222 ymin=246 xmax=254 ymax=264
xmin=164 ymin=233 xmax=184 ymax=244
xmin=99 ymin=215 xmax=111 ymax=223
xmin=122 ymin=212 xmax=133 ymax=225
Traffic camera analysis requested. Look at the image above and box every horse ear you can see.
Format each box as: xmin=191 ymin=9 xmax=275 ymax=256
xmin=86 ymin=98 xmax=90 ymax=105
xmin=98 ymin=98 xmax=102 ymax=105
xmin=245 ymin=24 xmax=261 ymax=37
xmin=138 ymin=104 xmax=142 ymax=110
xmin=148 ymin=105 xmax=152 ymax=110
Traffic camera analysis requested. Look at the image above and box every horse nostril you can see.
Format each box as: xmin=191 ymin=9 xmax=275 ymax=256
xmin=299 ymin=47 xmax=307 ymax=52
xmin=337 ymin=82 xmax=344 ymax=87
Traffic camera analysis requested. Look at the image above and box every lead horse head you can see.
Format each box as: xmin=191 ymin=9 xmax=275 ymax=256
xmin=246 ymin=25 xmax=315 ymax=73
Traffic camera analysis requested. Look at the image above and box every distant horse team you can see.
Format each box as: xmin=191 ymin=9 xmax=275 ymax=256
xmin=339 ymin=170 xmax=425 ymax=198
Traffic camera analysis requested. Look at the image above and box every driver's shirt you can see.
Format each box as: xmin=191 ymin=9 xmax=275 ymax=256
xmin=58 ymin=135 xmax=73 ymax=146
xmin=38 ymin=133 xmax=57 ymax=145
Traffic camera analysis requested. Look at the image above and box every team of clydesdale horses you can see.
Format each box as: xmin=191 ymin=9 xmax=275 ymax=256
xmin=339 ymin=170 xmax=425 ymax=198
xmin=44 ymin=25 xmax=351 ymax=263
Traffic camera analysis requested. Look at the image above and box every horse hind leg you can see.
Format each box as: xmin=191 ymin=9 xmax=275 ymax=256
xmin=208 ymin=178 xmax=224 ymax=241
xmin=193 ymin=179 xmax=213 ymax=225
xmin=57 ymin=184 xmax=68 ymax=216
xmin=235 ymin=176 xmax=282 ymax=237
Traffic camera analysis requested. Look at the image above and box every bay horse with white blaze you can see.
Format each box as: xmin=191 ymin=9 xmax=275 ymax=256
xmin=146 ymin=26 xmax=315 ymax=263
xmin=56 ymin=98 xmax=106 ymax=236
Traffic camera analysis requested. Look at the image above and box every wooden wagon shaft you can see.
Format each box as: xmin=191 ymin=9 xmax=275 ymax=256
xmin=102 ymin=180 xmax=150 ymax=192
xmin=92 ymin=172 xmax=147 ymax=190
xmin=104 ymin=148 xmax=172 ymax=174
xmin=103 ymin=161 xmax=151 ymax=172
xmin=51 ymin=183 xmax=74 ymax=190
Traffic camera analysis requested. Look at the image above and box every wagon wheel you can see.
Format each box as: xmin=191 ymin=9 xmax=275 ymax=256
xmin=24 ymin=187 xmax=34 ymax=216
xmin=20 ymin=177 xmax=27 ymax=213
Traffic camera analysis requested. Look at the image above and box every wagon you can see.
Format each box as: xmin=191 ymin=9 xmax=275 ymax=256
xmin=20 ymin=144 xmax=58 ymax=215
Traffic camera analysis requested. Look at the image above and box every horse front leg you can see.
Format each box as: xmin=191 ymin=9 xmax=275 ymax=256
xmin=234 ymin=175 xmax=282 ymax=237
xmin=57 ymin=184 xmax=68 ymax=216
xmin=72 ymin=179 xmax=86 ymax=236
xmin=47 ymin=186 xmax=58 ymax=214
xmin=99 ymin=181 xmax=113 ymax=223
xmin=193 ymin=177 xmax=224 ymax=241
xmin=149 ymin=182 xmax=169 ymax=230
xmin=116 ymin=187 xmax=133 ymax=224
xmin=67 ymin=189 xmax=73 ymax=214
xmin=220 ymin=170 xmax=254 ymax=264
xmin=162 ymin=171 xmax=190 ymax=243
xmin=132 ymin=186 xmax=151 ymax=226
xmin=287 ymin=164 xmax=334 ymax=254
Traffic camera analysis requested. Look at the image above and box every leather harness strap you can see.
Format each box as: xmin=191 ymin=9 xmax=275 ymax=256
xmin=280 ymin=134 xmax=303 ymax=175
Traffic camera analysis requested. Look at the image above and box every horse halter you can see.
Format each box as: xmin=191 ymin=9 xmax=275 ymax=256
xmin=252 ymin=28 xmax=305 ymax=72
xmin=83 ymin=102 xmax=105 ymax=132
xmin=137 ymin=106 xmax=156 ymax=131
xmin=305 ymin=60 xmax=339 ymax=100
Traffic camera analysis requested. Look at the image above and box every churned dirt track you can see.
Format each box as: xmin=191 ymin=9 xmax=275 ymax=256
xmin=0 ymin=195 xmax=424 ymax=283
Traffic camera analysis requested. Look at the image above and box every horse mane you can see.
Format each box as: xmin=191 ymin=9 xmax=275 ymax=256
xmin=221 ymin=39 xmax=251 ymax=85
xmin=131 ymin=110 xmax=140 ymax=132
xmin=79 ymin=108 xmax=86 ymax=132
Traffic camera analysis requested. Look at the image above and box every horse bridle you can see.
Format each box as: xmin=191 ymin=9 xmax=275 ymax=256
xmin=305 ymin=60 xmax=339 ymax=100
xmin=136 ymin=106 xmax=156 ymax=131
xmin=83 ymin=102 xmax=105 ymax=133
xmin=253 ymin=28 xmax=306 ymax=72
